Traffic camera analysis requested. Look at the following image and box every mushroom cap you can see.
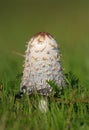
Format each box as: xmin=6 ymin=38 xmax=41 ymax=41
xmin=20 ymin=32 xmax=65 ymax=95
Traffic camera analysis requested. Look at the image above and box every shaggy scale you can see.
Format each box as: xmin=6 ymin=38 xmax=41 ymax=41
xmin=20 ymin=32 xmax=65 ymax=96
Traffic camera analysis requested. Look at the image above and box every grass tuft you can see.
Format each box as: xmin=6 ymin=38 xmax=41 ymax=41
xmin=0 ymin=72 xmax=89 ymax=130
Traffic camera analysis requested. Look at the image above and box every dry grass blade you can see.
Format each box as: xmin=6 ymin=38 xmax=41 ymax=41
xmin=66 ymin=89 xmax=75 ymax=129
xmin=54 ymin=97 xmax=89 ymax=104
xmin=12 ymin=51 xmax=24 ymax=57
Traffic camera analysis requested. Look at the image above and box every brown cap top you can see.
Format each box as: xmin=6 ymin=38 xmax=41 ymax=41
xmin=34 ymin=32 xmax=53 ymax=39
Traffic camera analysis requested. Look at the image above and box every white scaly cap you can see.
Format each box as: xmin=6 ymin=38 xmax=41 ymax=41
xmin=20 ymin=32 xmax=65 ymax=96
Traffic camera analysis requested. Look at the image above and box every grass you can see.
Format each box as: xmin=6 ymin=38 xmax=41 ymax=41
xmin=0 ymin=0 xmax=89 ymax=130
xmin=0 ymin=72 xmax=89 ymax=130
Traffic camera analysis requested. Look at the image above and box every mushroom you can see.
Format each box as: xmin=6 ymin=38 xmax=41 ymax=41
xmin=20 ymin=32 xmax=65 ymax=96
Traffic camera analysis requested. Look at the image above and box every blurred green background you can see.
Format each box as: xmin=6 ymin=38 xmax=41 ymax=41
xmin=0 ymin=0 xmax=89 ymax=84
